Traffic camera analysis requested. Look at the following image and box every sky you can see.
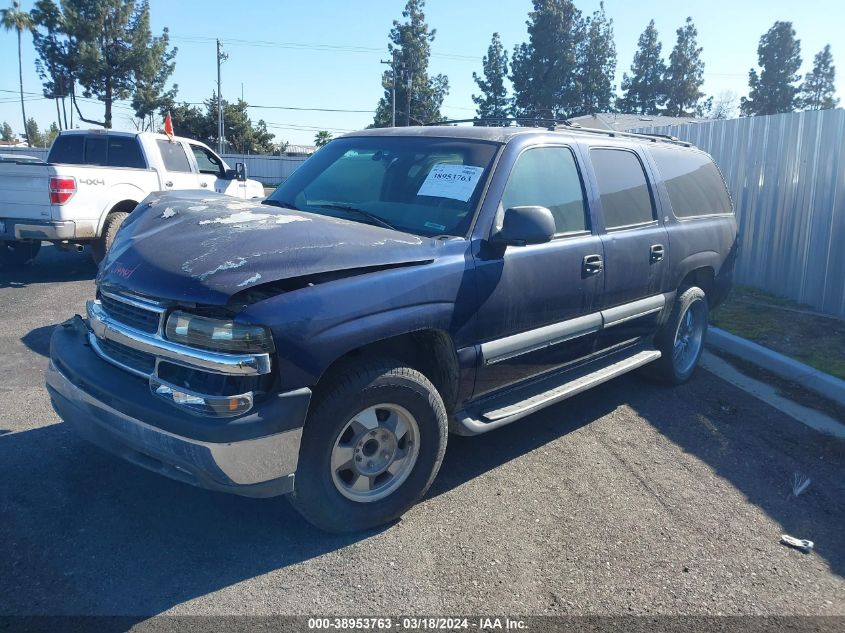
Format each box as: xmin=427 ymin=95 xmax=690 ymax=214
xmin=1 ymin=0 xmax=843 ymax=147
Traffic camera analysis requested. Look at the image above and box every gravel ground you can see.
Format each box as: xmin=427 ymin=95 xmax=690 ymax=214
xmin=1 ymin=245 xmax=843 ymax=621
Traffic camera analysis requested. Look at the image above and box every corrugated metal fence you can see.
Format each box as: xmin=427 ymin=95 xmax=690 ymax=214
xmin=220 ymin=154 xmax=306 ymax=186
xmin=636 ymin=109 xmax=845 ymax=319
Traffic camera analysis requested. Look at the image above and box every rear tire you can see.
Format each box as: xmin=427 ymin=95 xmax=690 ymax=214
xmin=91 ymin=211 xmax=129 ymax=265
xmin=0 ymin=240 xmax=41 ymax=267
xmin=289 ymin=359 xmax=448 ymax=533
xmin=645 ymin=286 xmax=708 ymax=384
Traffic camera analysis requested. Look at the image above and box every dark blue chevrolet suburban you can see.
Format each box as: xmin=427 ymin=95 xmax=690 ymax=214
xmin=47 ymin=125 xmax=737 ymax=532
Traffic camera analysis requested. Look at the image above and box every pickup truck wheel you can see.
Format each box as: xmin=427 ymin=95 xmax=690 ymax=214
xmin=91 ymin=211 xmax=129 ymax=265
xmin=0 ymin=240 xmax=41 ymax=267
xmin=646 ymin=286 xmax=709 ymax=384
xmin=289 ymin=361 xmax=448 ymax=533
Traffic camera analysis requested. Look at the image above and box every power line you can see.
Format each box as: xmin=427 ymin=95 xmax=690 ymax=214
xmin=171 ymin=35 xmax=481 ymax=62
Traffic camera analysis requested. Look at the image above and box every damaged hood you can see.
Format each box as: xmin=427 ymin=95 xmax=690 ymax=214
xmin=98 ymin=192 xmax=438 ymax=305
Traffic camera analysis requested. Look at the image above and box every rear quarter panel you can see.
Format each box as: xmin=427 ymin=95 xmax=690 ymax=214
xmin=640 ymin=146 xmax=739 ymax=292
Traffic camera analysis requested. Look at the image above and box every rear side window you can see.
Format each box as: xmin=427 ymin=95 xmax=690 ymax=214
xmin=650 ymin=147 xmax=733 ymax=217
xmin=590 ymin=148 xmax=655 ymax=229
xmin=107 ymin=136 xmax=146 ymax=168
xmin=156 ymin=140 xmax=192 ymax=172
xmin=501 ymin=146 xmax=588 ymax=234
xmin=47 ymin=135 xmax=84 ymax=163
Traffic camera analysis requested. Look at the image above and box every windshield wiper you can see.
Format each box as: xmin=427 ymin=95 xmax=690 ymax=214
xmin=262 ymin=199 xmax=299 ymax=210
xmin=311 ymin=203 xmax=397 ymax=231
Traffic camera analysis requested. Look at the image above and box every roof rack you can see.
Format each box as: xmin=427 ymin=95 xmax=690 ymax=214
xmin=424 ymin=117 xmax=692 ymax=147
xmin=552 ymin=123 xmax=692 ymax=147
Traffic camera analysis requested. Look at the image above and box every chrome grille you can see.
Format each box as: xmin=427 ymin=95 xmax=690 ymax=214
xmin=99 ymin=292 xmax=162 ymax=334
xmin=96 ymin=337 xmax=157 ymax=376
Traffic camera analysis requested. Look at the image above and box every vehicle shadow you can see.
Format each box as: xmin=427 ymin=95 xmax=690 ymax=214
xmin=2 ymin=370 xmax=843 ymax=618
xmin=0 ymin=244 xmax=97 ymax=288
xmin=20 ymin=325 xmax=55 ymax=357
xmin=623 ymin=369 xmax=845 ymax=578
xmin=0 ymin=382 xmax=612 ymax=618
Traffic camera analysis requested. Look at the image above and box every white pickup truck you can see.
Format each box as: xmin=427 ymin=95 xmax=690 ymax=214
xmin=0 ymin=130 xmax=265 ymax=266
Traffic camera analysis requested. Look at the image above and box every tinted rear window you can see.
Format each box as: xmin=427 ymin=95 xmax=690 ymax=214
xmin=650 ymin=147 xmax=733 ymax=217
xmin=84 ymin=136 xmax=107 ymax=165
xmin=157 ymin=140 xmax=192 ymax=172
xmin=590 ymin=148 xmax=655 ymax=229
xmin=47 ymin=135 xmax=84 ymax=164
xmin=47 ymin=134 xmax=146 ymax=168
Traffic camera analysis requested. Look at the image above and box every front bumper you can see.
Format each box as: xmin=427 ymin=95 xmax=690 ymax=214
xmin=47 ymin=321 xmax=310 ymax=498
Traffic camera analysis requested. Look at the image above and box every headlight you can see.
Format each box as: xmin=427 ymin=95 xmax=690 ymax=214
xmin=165 ymin=311 xmax=275 ymax=353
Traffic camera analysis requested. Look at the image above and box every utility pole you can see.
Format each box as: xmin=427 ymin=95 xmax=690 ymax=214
xmin=216 ymin=39 xmax=228 ymax=154
xmin=405 ymin=65 xmax=413 ymax=127
xmin=379 ymin=49 xmax=398 ymax=127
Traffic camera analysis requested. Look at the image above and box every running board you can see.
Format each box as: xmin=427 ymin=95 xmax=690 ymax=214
xmin=454 ymin=349 xmax=661 ymax=436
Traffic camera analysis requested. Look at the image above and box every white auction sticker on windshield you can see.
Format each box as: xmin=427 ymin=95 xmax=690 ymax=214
xmin=417 ymin=164 xmax=484 ymax=202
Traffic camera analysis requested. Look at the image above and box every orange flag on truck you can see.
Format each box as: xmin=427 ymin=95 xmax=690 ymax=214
xmin=164 ymin=111 xmax=174 ymax=142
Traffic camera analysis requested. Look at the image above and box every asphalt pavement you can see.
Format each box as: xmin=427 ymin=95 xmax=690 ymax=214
xmin=1 ymin=245 xmax=843 ymax=621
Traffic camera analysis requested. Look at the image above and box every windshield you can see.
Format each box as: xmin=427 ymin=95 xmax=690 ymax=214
xmin=264 ymin=136 xmax=500 ymax=237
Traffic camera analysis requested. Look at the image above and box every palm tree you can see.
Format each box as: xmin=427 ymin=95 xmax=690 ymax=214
xmin=1 ymin=1 xmax=35 ymax=146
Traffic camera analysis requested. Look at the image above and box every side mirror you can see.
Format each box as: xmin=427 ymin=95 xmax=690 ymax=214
xmin=235 ymin=162 xmax=247 ymax=182
xmin=492 ymin=206 xmax=556 ymax=246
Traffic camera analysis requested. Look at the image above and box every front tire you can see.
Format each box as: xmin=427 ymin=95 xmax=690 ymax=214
xmin=91 ymin=211 xmax=129 ymax=265
xmin=646 ymin=286 xmax=709 ymax=384
xmin=289 ymin=360 xmax=448 ymax=533
xmin=0 ymin=240 xmax=41 ymax=267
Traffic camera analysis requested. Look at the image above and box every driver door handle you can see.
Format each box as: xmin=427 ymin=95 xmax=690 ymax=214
xmin=583 ymin=254 xmax=603 ymax=276
xmin=650 ymin=244 xmax=665 ymax=263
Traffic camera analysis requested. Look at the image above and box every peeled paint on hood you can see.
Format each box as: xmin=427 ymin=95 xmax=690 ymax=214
xmin=98 ymin=191 xmax=436 ymax=305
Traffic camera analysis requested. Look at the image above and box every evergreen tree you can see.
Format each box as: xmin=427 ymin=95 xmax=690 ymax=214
xmin=31 ymin=0 xmax=75 ymax=130
xmin=45 ymin=121 xmax=60 ymax=146
xmin=664 ymin=17 xmax=706 ymax=116
xmin=24 ymin=118 xmax=45 ymax=148
xmin=373 ymin=0 xmax=449 ymax=127
xmin=741 ymin=21 xmax=802 ymax=116
xmin=472 ymin=32 xmax=510 ymax=125
xmin=510 ymin=0 xmax=584 ymax=120
xmin=799 ymin=44 xmax=839 ymax=110
xmin=37 ymin=0 xmax=178 ymax=128
xmin=617 ymin=20 xmax=666 ymax=114
xmin=577 ymin=2 xmax=616 ymax=115
xmin=158 ymin=93 xmax=275 ymax=154
xmin=1 ymin=121 xmax=15 ymax=142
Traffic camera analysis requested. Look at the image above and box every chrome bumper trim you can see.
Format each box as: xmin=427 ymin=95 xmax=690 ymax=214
xmin=46 ymin=360 xmax=301 ymax=488
xmin=87 ymin=300 xmax=272 ymax=376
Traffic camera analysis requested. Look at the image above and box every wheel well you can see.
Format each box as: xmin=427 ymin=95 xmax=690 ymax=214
xmin=679 ymin=267 xmax=714 ymax=297
xmin=99 ymin=200 xmax=138 ymax=233
xmin=109 ymin=199 xmax=139 ymax=216
xmin=317 ymin=330 xmax=460 ymax=412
